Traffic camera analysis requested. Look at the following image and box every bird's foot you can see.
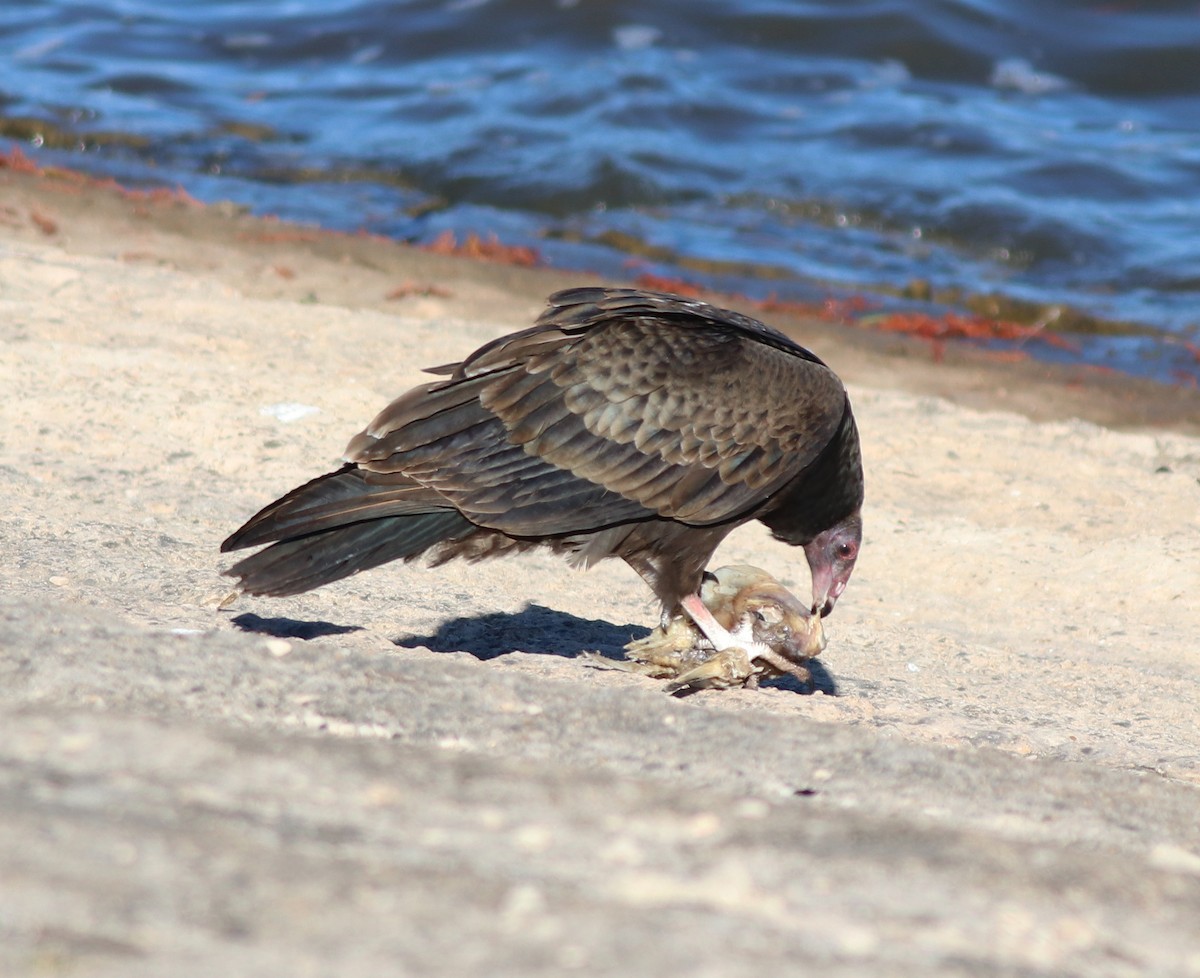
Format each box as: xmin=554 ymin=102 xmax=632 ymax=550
xmin=621 ymin=618 xmax=717 ymax=672
xmin=580 ymin=623 xmax=718 ymax=678
xmin=664 ymin=644 xmax=760 ymax=693
xmin=579 ymin=651 xmax=679 ymax=679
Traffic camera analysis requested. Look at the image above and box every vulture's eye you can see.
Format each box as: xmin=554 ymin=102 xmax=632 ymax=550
xmin=836 ymin=543 xmax=857 ymax=560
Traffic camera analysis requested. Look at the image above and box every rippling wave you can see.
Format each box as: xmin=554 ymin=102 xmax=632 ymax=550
xmin=4 ymin=0 xmax=1200 ymax=382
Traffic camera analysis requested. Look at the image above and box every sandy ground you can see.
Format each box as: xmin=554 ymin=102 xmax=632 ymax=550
xmin=2 ymin=166 xmax=1200 ymax=976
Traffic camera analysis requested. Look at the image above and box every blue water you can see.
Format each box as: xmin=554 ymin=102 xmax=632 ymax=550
xmin=5 ymin=1 xmax=1200 ymax=383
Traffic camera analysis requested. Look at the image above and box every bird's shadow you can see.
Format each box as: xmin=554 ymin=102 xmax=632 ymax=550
xmin=395 ymin=602 xmax=838 ymax=696
xmin=395 ymin=603 xmax=643 ymax=661
xmin=230 ymin=613 xmax=364 ymax=641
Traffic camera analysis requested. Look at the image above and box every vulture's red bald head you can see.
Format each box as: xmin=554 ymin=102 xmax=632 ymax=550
xmin=803 ymin=512 xmax=862 ymax=617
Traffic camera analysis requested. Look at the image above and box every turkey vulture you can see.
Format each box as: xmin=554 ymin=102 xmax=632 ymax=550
xmin=222 ymin=287 xmax=864 ymax=659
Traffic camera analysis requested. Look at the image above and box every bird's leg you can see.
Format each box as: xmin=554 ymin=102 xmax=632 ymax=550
xmin=677 ymin=593 xmax=747 ymax=651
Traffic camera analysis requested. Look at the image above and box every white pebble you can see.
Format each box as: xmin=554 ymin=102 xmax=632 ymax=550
xmin=259 ymin=402 xmax=319 ymax=423
xmin=264 ymin=638 xmax=292 ymax=657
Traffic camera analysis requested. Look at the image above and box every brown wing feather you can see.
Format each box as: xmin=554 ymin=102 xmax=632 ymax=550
xmin=346 ymin=369 xmax=654 ymax=534
xmin=342 ymin=288 xmax=848 ymax=535
xmin=512 ymin=317 xmax=844 ymax=522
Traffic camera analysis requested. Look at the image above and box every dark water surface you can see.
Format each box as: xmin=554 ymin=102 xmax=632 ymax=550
xmin=5 ymin=1 xmax=1200 ymax=383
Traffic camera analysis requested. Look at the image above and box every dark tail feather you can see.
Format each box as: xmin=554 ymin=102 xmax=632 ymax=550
xmin=223 ymin=510 xmax=473 ymax=596
xmin=222 ymin=464 xmax=441 ymax=552
xmin=221 ymin=464 xmax=474 ymax=596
